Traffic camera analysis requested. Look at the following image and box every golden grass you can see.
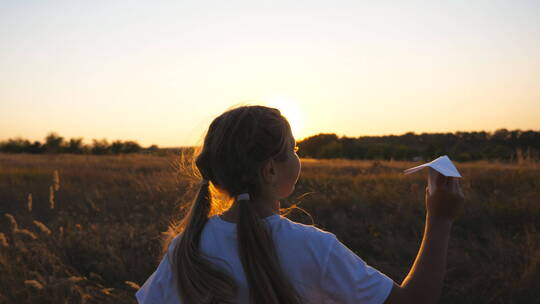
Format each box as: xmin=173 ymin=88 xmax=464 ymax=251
xmin=0 ymin=152 xmax=538 ymax=303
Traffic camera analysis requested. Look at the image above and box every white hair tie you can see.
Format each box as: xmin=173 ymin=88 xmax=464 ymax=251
xmin=237 ymin=193 xmax=250 ymax=201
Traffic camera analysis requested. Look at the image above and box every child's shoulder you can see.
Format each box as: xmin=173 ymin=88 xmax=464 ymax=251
xmin=276 ymin=215 xmax=338 ymax=245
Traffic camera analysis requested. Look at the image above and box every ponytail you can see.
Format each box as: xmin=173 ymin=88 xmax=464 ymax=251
xmin=172 ymin=180 xmax=238 ymax=304
xmin=237 ymin=194 xmax=303 ymax=304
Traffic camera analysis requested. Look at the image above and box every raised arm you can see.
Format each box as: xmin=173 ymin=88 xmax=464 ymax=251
xmin=384 ymin=173 xmax=465 ymax=304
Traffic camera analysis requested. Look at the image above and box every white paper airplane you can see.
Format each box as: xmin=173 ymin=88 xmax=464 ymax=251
xmin=403 ymin=155 xmax=462 ymax=177
xmin=403 ymin=155 xmax=462 ymax=193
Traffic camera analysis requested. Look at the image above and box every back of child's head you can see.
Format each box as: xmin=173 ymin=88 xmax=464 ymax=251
xmin=170 ymin=104 xmax=303 ymax=304
xmin=197 ymin=104 xmax=293 ymax=197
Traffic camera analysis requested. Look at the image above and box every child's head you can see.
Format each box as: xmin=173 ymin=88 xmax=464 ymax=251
xmin=196 ymin=104 xmax=301 ymax=206
xmin=171 ymin=104 xmax=304 ymax=303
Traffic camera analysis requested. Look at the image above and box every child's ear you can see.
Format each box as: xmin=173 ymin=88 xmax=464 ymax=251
xmin=261 ymin=158 xmax=276 ymax=184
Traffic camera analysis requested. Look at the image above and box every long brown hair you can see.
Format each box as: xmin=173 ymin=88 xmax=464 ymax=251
xmin=168 ymin=104 xmax=303 ymax=303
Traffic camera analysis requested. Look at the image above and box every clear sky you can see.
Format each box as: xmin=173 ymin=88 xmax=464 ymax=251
xmin=1 ymin=0 xmax=539 ymax=147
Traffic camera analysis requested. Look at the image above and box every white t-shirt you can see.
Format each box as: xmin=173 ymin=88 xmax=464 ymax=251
xmin=136 ymin=213 xmax=394 ymax=304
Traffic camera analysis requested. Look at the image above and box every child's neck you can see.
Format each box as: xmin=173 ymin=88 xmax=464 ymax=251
xmin=219 ymin=197 xmax=279 ymax=223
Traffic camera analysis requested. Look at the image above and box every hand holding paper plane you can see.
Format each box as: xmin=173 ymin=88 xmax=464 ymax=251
xmin=403 ymin=155 xmax=462 ymax=194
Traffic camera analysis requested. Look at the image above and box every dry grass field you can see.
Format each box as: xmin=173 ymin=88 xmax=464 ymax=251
xmin=0 ymin=153 xmax=538 ymax=303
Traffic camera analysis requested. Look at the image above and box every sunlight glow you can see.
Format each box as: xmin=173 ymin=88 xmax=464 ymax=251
xmin=265 ymin=96 xmax=304 ymax=139
xmin=1 ymin=1 xmax=539 ymax=147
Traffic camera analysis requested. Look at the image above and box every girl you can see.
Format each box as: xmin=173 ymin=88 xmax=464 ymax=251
xmin=135 ymin=105 xmax=465 ymax=304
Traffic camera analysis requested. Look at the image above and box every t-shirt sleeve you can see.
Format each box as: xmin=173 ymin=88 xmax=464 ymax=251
xmin=321 ymin=235 xmax=394 ymax=304
xmin=135 ymin=255 xmax=169 ymax=303
xmin=135 ymin=237 xmax=182 ymax=304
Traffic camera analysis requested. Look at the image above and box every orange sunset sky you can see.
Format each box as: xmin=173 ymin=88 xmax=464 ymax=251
xmin=1 ymin=1 xmax=539 ymax=147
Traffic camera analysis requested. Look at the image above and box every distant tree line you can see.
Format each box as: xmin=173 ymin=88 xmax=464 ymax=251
xmin=296 ymin=128 xmax=540 ymax=162
xmin=3 ymin=129 xmax=539 ymax=161
xmin=0 ymin=132 xmax=159 ymax=155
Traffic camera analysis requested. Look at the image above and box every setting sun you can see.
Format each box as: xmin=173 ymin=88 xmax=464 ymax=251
xmin=265 ymin=96 xmax=305 ymax=140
